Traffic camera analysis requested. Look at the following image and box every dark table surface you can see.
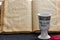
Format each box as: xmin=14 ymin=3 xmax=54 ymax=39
xmin=0 ymin=33 xmax=60 ymax=40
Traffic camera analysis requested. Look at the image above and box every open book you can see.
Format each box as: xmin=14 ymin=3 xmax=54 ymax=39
xmin=0 ymin=0 xmax=60 ymax=33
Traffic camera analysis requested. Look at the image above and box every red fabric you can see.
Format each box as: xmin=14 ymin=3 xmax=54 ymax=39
xmin=49 ymin=35 xmax=60 ymax=40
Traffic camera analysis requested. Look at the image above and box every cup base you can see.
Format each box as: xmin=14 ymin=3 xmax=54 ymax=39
xmin=38 ymin=35 xmax=51 ymax=39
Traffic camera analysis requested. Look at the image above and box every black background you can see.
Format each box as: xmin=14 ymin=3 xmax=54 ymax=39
xmin=0 ymin=33 xmax=60 ymax=40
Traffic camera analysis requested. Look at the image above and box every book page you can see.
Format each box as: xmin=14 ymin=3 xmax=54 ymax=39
xmin=32 ymin=0 xmax=60 ymax=32
xmin=3 ymin=0 xmax=32 ymax=33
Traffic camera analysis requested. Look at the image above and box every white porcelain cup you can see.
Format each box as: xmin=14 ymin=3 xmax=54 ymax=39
xmin=37 ymin=12 xmax=51 ymax=39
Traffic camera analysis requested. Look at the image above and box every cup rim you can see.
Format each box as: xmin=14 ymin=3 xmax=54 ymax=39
xmin=37 ymin=12 xmax=51 ymax=17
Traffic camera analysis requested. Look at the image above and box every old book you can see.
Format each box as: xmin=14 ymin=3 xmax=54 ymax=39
xmin=0 ymin=9 xmax=2 ymax=33
xmin=3 ymin=0 xmax=32 ymax=33
xmin=0 ymin=1 xmax=4 ymax=33
xmin=32 ymin=0 xmax=60 ymax=32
